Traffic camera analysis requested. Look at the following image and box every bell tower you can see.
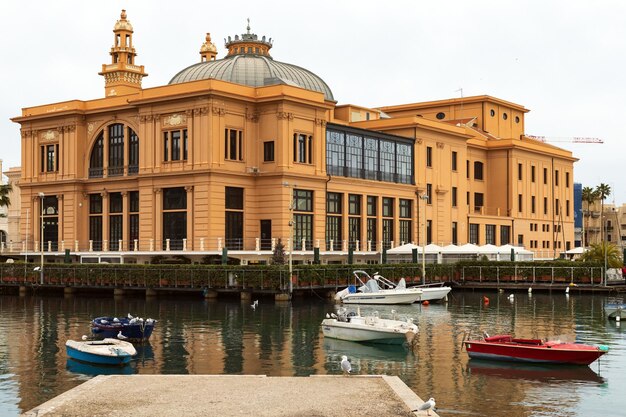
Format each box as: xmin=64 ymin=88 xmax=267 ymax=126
xmin=99 ymin=10 xmax=148 ymax=96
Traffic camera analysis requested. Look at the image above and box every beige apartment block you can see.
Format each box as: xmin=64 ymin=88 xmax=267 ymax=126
xmin=11 ymin=10 xmax=577 ymax=264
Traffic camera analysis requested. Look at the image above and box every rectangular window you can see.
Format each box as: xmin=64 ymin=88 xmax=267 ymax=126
xmin=108 ymin=124 xmax=124 ymax=175
xmin=163 ymin=132 xmax=169 ymax=162
xmin=367 ymin=218 xmax=377 ymax=250
xmin=225 ymin=128 xmax=243 ymax=161
xmin=263 ymin=141 xmax=275 ymax=162
xmin=518 ymin=234 xmax=524 ymax=246
xmin=367 ymin=196 xmax=377 ymax=216
xmin=426 ymin=146 xmax=432 ymax=168
xmin=566 ymin=200 xmax=570 ymax=217
xmin=294 ymin=214 xmax=313 ymax=250
xmin=349 ymin=194 xmax=361 ymax=215
xmin=556 ymin=198 xmax=560 ymax=215
xmin=326 ymin=215 xmax=342 ymax=250
xmin=426 ymin=219 xmax=432 ymax=244
xmin=555 ymin=170 xmax=559 ymax=186
xmin=294 ymin=133 xmax=312 ymax=164
xmin=531 ymin=166 xmax=536 ymax=182
xmin=162 ymin=187 xmax=188 ymax=250
xmin=452 ymin=187 xmax=457 ymax=207
xmin=326 ymin=192 xmax=342 ymax=214
xmin=382 ymin=218 xmax=394 ymax=248
xmin=469 ymin=223 xmax=479 ymax=244
xmin=46 ymin=145 xmax=56 ymax=172
xmin=566 ymin=172 xmax=570 ymax=188
xmin=543 ymin=167 xmax=548 ymax=184
xmin=426 ymin=184 xmax=432 ymax=204
xmin=500 ymin=225 xmax=511 ymax=245
xmin=129 ymin=128 xmax=139 ymax=174
xmin=226 ymin=187 xmax=244 ymax=210
xmin=109 ymin=192 xmax=123 ymax=213
xmin=486 ymin=224 xmax=496 ymax=245
xmin=466 ymin=160 xmax=470 ymax=178
xmin=294 ymin=189 xmax=313 ymax=212
xmin=171 ymin=130 xmax=181 ymax=161
xmin=349 ymin=217 xmax=361 ymax=250
xmin=474 ymin=161 xmax=484 ymax=180
xmin=452 ymin=222 xmax=458 ymax=245
xmin=89 ymin=193 xmax=103 ymax=251
xmin=475 ymin=193 xmax=484 ymax=212
xmin=531 ymin=196 xmax=536 ymax=214
xmin=129 ymin=191 xmax=139 ymax=246
xmin=382 ymin=197 xmax=394 ymax=217
xmin=544 ymin=197 xmax=548 ymax=215
xmin=518 ymin=194 xmax=523 ymax=213
xmin=399 ymin=199 xmax=412 ymax=218
xmin=451 ymin=151 xmax=457 ymax=171
xmin=399 ymin=220 xmax=411 ymax=244
xmin=518 ymin=163 xmax=522 ymax=180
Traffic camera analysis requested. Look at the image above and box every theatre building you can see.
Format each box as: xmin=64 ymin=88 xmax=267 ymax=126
xmin=12 ymin=10 xmax=576 ymax=264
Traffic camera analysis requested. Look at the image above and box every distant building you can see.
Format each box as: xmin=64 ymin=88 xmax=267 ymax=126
xmin=11 ymin=10 xmax=577 ymax=264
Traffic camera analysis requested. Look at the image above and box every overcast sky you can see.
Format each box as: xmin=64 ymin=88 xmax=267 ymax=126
xmin=2 ymin=1 xmax=624 ymax=202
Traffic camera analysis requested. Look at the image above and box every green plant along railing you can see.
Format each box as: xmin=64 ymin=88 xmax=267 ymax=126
xmin=0 ymin=261 xmax=609 ymax=291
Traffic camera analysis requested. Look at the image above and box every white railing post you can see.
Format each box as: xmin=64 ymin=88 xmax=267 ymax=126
xmin=217 ymin=238 xmax=222 ymax=251
xmin=301 ymin=238 xmax=306 ymax=251
xmin=149 ymin=239 xmax=154 ymax=251
xmin=200 ymin=237 xmax=205 ymax=251
xmin=75 ymin=240 xmax=79 ymax=252
xmin=329 ymin=239 xmax=334 ymax=252
xmin=255 ymin=238 xmax=260 ymax=251
xmin=134 ymin=239 xmax=138 ymax=251
xmin=271 ymin=238 xmax=276 ymax=251
xmin=356 ymin=240 xmax=360 ymax=252
xmin=61 ymin=241 xmax=65 ymax=252
xmin=89 ymin=240 xmax=93 ymax=252
xmin=103 ymin=240 xmax=108 ymax=252
xmin=182 ymin=238 xmax=187 ymax=251
xmin=166 ymin=239 xmax=171 ymax=251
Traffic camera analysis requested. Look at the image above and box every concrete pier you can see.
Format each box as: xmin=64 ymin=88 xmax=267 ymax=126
xmin=22 ymin=374 xmax=438 ymax=416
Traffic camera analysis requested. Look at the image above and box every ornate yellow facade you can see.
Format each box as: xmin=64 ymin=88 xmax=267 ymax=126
xmin=12 ymin=10 xmax=577 ymax=263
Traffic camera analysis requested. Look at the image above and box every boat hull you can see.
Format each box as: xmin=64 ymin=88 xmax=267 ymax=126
xmin=464 ymin=335 xmax=607 ymax=366
xmin=91 ymin=317 xmax=155 ymax=342
xmin=321 ymin=317 xmax=417 ymax=345
xmin=419 ymin=287 xmax=452 ymax=302
xmin=65 ymin=339 xmax=136 ymax=366
xmin=341 ymin=291 xmax=421 ymax=305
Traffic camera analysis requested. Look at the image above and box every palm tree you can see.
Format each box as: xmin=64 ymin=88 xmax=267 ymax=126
xmin=581 ymin=186 xmax=597 ymax=246
xmin=579 ymin=242 xmax=622 ymax=267
xmin=0 ymin=182 xmax=11 ymax=218
xmin=595 ymin=183 xmax=611 ymax=241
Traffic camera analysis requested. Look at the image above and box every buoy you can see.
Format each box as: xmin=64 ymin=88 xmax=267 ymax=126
xmin=565 ymin=287 xmax=570 ymax=294
xmin=483 ymin=296 xmax=489 ymax=305
xmin=616 ymin=315 xmax=621 ymax=322
xmin=422 ymin=300 xmax=430 ymax=306
xmin=528 ymin=287 xmax=532 ymax=293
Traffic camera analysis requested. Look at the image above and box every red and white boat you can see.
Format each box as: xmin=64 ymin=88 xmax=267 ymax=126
xmin=463 ymin=334 xmax=609 ymax=366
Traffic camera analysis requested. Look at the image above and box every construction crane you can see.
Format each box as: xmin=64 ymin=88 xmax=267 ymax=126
xmin=526 ymin=135 xmax=604 ymax=144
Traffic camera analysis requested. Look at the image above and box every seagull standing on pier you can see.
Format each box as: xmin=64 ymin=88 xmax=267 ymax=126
xmin=340 ymin=355 xmax=351 ymax=375
xmin=413 ymin=397 xmax=436 ymax=415
xmin=117 ymin=331 xmax=128 ymax=340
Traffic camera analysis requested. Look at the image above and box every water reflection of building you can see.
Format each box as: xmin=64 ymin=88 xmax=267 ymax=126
xmin=12 ymin=10 xmax=577 ymax=265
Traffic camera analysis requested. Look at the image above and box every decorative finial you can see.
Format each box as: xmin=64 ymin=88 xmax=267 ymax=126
xmin=206 ymin=33 xmax=212 ymax=42
xmin=247 ymin=18 xmax=251 ymax=34
xmin=120 ymin=9 xmax=127 ymax=20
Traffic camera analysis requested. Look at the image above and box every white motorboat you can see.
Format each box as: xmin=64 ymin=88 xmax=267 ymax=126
xmin=410 ymin=282 xmax=452 ymax=302
xmin=335 ymin=270 xmax=422 ymax=305
xmin=321 ymin=308 xmax=418 ymax=345
xmin=604 ymin=302 xmax=626 ymax=320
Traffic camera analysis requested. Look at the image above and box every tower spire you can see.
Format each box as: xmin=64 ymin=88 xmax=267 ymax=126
xmin=199 ymin=33 xmax=217 ymax=62
xmin=98 ymin=9 xmax=148 ymax=96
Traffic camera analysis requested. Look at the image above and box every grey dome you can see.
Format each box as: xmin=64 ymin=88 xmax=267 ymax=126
xmin=169 ymin=55 xmax=334 ymax=101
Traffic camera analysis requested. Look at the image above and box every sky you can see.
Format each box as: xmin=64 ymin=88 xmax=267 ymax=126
xmin=1 ymin=0 xmax=625 ymax=202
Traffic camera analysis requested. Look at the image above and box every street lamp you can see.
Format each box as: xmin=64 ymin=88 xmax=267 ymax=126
xmin=282 ymin=182 xmax=297 ymax=295
xmin=419 ymin=193 xmax=429 ymax=285
xmin=38 ymin=192 xmax=44 ymax=285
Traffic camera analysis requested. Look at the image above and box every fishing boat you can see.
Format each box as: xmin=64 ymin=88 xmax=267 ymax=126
xmin=321 ymin=307 xmax=418 ymax=345
xmin=604 ymin=302 xmax=626 ymax=320
xmin=463 ymin=334 xmax=608 ymax=365
xmin=65 ymin=338 xmax=137 ymax=366
xmin=91 ymin=315 xmax=156 ymax=342
xmin=334 ymin=270 xmax=422 ymax=305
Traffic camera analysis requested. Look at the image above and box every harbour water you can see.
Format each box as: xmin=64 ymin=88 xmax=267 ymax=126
xmin=1 ymin=290 xmax=624 ymax=416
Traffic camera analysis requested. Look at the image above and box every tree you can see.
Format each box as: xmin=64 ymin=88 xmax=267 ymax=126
xmin=272 ymin=238 xmax=286 ymax=265
xmin=581 ymin=186 xmax=598 ymax=246
xmin=0 ymin=182 xmax=12 ymax=218
xmin=579 ymin=242 xmax=622 ymax=267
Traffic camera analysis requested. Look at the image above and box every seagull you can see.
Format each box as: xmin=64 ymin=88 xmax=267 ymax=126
xmin=483 ymin=331 xmax=490 ymax=339
xmin=326 ymin=313 xmax=330 ymax=318
xmin=340 ymin=355 xmax=351 ymax=375
xmin=251 ymin=303 xmax=256 ymax=310
xmin=33 ymin=266 xmax=41 ymax=271
xmin=508 ymin=294 xmax=514 ymax=299
xmin=414 ymin=397 xmax=436 ymax=416
xmin=113 ymin=317 xmax=120 ymax=323
xmin=117 ymin=331 xmax=128 ymax=340
xmin=253 ymin=300 xmax=259 ymax=307
xmin=127 ymin=313 xmax=134 ymax=320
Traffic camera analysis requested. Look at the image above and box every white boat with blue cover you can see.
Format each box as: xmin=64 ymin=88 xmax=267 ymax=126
xmin=65 ymin=338 xmax=137 ymax=366
xmin=335 ymin=270 xmax=422 ymax=305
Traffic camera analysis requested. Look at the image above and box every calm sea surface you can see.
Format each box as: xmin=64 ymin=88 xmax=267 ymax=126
xmin=1 ymin=290 xmax=625 ymax=417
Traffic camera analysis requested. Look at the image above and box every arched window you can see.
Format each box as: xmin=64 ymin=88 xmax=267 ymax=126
xmin=88 ymin=124 xmax=139 ymax=178
xmin=89 ymin=134 xmax=104 ymax=178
